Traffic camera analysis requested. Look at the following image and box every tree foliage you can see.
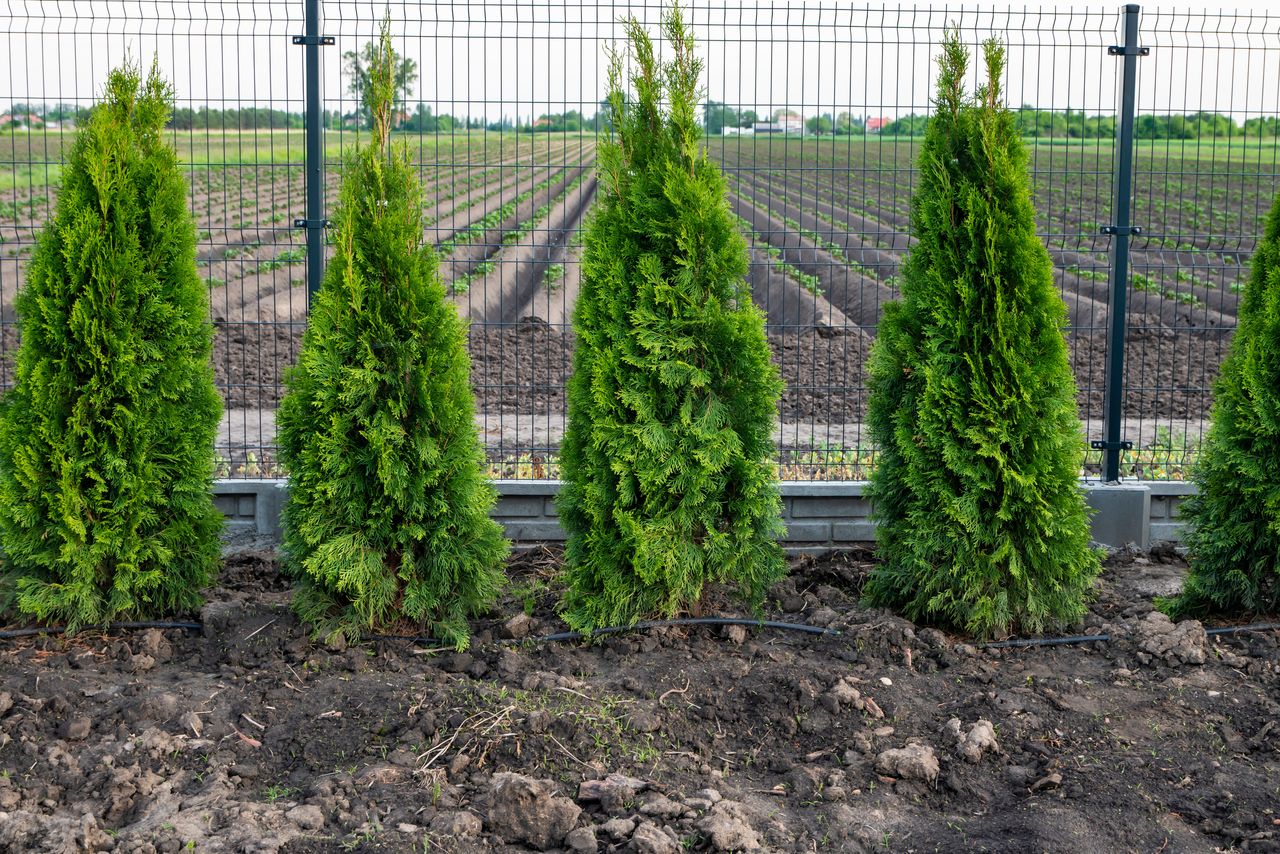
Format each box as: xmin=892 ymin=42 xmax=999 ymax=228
xmin=1161 ymin=190 xmax=1280 ymax=619
xmin=556 ymin=4 xmax=786 ymax=632
xmin=277 ymin=18 xmax=507 ymax=649
xmin=343 ymin=35 xmax=418 ymax=129
xmin=863 ymin=32 xmax=1100 ymax=639
xmin=0 ymin=62 xmax=223 ymax=628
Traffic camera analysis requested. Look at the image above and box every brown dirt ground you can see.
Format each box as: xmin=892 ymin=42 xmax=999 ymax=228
xmin=1 ymin=544 xmax=1277 ymax=853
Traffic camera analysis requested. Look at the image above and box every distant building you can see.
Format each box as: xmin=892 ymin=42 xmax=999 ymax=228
xmin=866 ymin=117 xmax=889 ymax=133
xmin=753 ymin=114 xmax=804 ymax=135
xmin=1 ymin=113 xmax=44 ymax=129
xmin=721 ymin=126 xmax=752 ymax=136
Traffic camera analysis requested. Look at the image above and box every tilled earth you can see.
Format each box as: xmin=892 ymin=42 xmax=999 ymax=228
xmin=1 ymin=545 xmax=1278 ymax=853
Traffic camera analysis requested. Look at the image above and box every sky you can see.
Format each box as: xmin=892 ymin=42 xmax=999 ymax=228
xmin=4 ymin=2 xmax=1280 ymax=125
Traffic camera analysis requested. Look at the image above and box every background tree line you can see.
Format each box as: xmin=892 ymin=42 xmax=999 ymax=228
xmin=9 ymin=97 xmax=1279 ymax=141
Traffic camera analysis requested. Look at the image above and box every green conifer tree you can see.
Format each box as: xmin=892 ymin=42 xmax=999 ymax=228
xmin=1160 ymin=190 xmax=1280 ymax=618
xmin=276 ymin=17 xmax=507 ymax=649
xmin=557 ymin=5 xmax=786 ymax=632
xmin=0 ymin=62 xmax=223 ymax=628
xmin=863 ymin=32 xmax=1100 ymax=638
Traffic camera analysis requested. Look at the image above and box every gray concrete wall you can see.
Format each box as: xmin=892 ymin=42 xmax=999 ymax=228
xmin=215 ymin=479 xmax=1196 ymax=549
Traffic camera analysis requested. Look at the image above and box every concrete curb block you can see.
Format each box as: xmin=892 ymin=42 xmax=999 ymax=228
xmin=215 ymin=478 xmax=1195 ymax=550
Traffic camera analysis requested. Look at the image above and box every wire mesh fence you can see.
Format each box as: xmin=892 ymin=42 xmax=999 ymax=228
xmin=1 ymin=2 xmax=1277 ymax=480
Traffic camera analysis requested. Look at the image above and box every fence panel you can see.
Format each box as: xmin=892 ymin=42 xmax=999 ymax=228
xmin=1 ymin=3 xmax=1277 ymax=481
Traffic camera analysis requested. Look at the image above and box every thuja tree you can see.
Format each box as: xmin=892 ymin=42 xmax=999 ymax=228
xmin=0 ymin=62 xmax=222 ymax=628
xmin=1161 ymin=190 xmax=1280 ymax=618
xmin=863 ymin=33 xmax=1100 ymax=638
xmin=557 ymin=6 xmax=786 ymax=631
xmin=276 ymin=18 xmax=506 ymax=648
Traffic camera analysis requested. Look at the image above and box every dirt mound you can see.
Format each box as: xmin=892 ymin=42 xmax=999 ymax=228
xmin=2 ymin=546 xmax=1277 ymax=853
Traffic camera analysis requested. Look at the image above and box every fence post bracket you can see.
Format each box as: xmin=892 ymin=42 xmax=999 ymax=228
xmin=1107 ymin=45 xmax=1149 ymax=56
xmin=291 ymin=35 xmax=334 ymax=46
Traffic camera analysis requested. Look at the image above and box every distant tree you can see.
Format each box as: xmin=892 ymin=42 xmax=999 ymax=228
xmin=557 ymin=5 xmax=785 ymax=631
xmin=863 ymin=32 xmax=1099 ymax=639
xmin=0 ymin=62 xmax=222 ymax=628
xmin=739 ymin=109 xmax=759 ymax=128
xmin=806 ymin=114 xmax=834 ymax=135
xmin=704 ymin=101 xmax=739 ymax=135
xmin=1160 ymin=189 xmax=1280 ymax=619
xmin=880 ymin=113 xmax=929 ymax=137
xmin=344 ymin=34 xmax=418 ymax=130
xmin=278 ymin=17 xmax=507 ymax=648
xmin=1244 ymin=116 xmax=1280 ymax=138
xmin=834 ymin=112 xmax=865 ymax=135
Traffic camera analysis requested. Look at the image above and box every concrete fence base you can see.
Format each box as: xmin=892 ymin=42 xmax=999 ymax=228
xmin=214 ymin=479 xmax=1190 ymax=551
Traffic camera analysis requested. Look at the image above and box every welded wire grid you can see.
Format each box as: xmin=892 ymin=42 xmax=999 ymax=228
xmin=1121 ymin=9 xmax=1280 ymax=480
xmin=0 ymin=0 xmax=305 ymax=477
xmin=1 ymin=3 xmax=1277 ymax=481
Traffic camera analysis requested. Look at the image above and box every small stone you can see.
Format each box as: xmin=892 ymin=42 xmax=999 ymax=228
xmin=724 ymin=624 xmax=748 ymax=644
xmin=0 ymin=693 xmax=13 ymax=716
xmin=640 ymin=793 xmax=684 ymax=819
xmin=601 ymin=817 xmax=636 ymax=840
xmin=1029 ymin=772 xmax=1063 ymax=793
xmin=630 ymin=821 xmax=680 ymax=854
xmin=872 ymin=726 xmax=895 ymax=738
xmin=875 ymin=743 xmax=939 ymax=784
xmin=61 ymin=717 xmax=92 ymax=740
xmin=397 ymin=823 xmax=420 ymax=834
xmin=578 ymin=773 xmax=647 ymax=814
xmin=879 ymin=677 xmax=892 ymax=687
xmin=129 ymin=653 xmax=157 ymax=673
xmin=684 ymin=788 xmax=722 ymax=811
xmin=827 ymin=679 xmax=861 ymax=706
xmin=627 ymin=707 xmax=662 ymax=734
xmin=443 ymin=652 xmax=474 ymax=673
xmin=809 ymin=607 xmax=839 ymax=627
xmin=565 ymin=826 xmax=597 ymax=853
xmin=947 ymin=718 xmax=999 ymax=763
xmin=430 ymin=811 xmax=482 ymax=838
xmin=488 ymin=773 xmax=581 ymax=850
xmin=697 ymin=801 xmax=761 ymax=851
xmin=286 ymin=804 xmax=325 ymax=831
xmin=502 ymin=613 xmax=535 ymax=640
xmin=1207 ymin=690 xmax=1222 ymax=698
xmin=448 ymin=753 xmax=471 ymax=776
xmin=179 ymin=711 xmax=203 ymax=738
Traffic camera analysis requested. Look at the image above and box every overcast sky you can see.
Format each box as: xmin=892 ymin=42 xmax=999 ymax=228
xmin=4 ymin=2 xmax=1280 ymax=124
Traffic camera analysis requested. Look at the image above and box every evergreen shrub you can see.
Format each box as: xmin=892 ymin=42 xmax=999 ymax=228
xmin=276 ymin=19 xmax=507 ymax=649
xmin=1161 ymin=190 xmax=1280 ymax=618
xmin=557 ymin=5 xmax=786 ymax=631
xmin=863 ymin=32 xmax=1100 ymax=638
xmin=0 ymin=62 xmax=223 ymax=628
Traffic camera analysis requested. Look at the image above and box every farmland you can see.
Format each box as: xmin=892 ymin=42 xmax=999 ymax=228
xmin=1 ymin=129 xmax=1275 ymax=477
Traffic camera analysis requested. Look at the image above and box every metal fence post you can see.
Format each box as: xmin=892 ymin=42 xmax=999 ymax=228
xmin=294 ymin=0 xmax=332 ymax=307
xmin=1095 ymin=4 xmax=1147 ymax=482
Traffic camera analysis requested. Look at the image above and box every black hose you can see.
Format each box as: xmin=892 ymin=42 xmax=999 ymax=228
xmin=1205 ymin=621 xmax=1280 ymax=637
xmin=982 ymin=633 xmax=1111 ymax=649
xmin=0 ymin=621 xmax=202 ymax=640
xmin=983 ymin=620 xmax=1280 ymax=650
xmin=373 ymin=616 xmax=841 ymax=647
xmin=520 ymin=616 xmax=840 ymax=644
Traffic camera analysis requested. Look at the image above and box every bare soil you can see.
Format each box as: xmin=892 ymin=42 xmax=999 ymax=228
xmin=2 ymin=544 xmax=1277 ymax=853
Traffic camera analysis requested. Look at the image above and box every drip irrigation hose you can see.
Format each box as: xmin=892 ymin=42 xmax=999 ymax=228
xmin=0 ymin=621 xmax=203 ymax=640
xmin=982 ymin=621 xmax=1280 ymax=650
xmin=372 ymin=616 xmax=842 ymax=648
xmin=982 ymin=634 xmax=1110 ymax=649
xmin=1 ymin=617 xmax=1274 ymax=650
